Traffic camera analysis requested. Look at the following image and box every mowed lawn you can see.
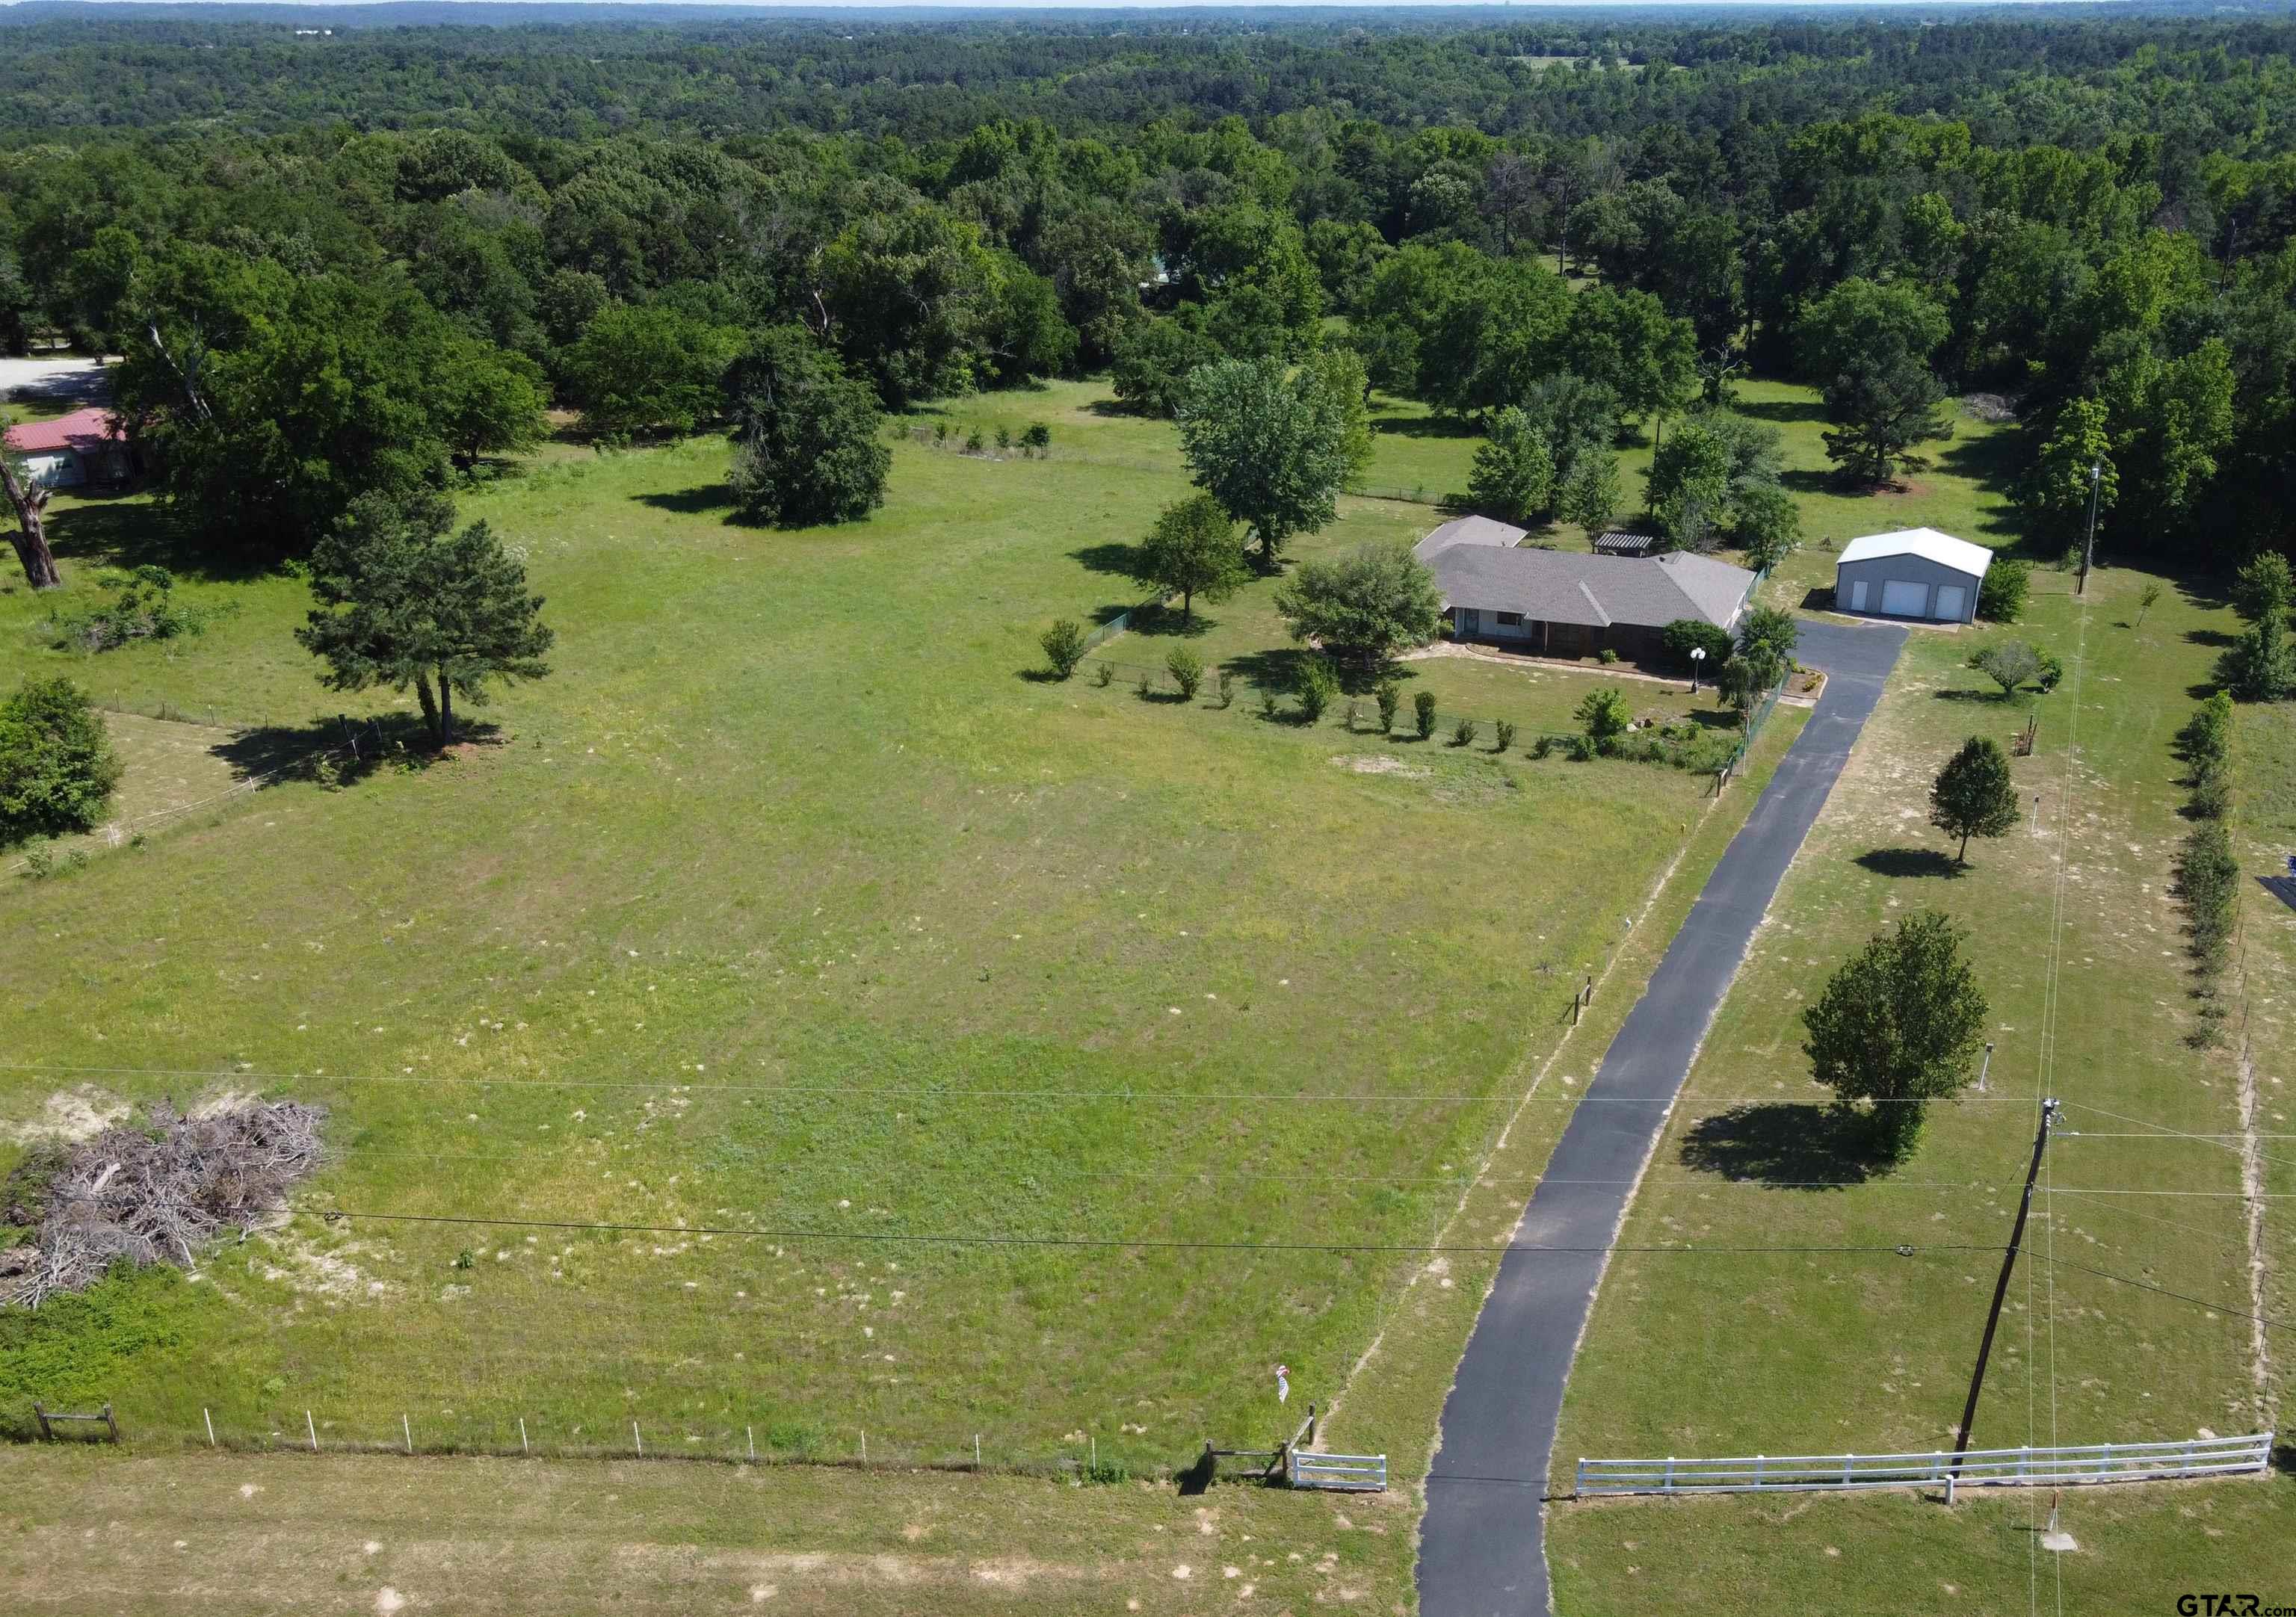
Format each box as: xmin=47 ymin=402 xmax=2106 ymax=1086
xmin=0 ymin=379 xmax=1726 ymax=1480
xmin=1547 ymin=566 xmax=2296 ymax=1612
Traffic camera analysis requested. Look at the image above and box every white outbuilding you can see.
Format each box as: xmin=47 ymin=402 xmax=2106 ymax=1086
xmin=1833 ymin=528 xmax=1993 ymax=623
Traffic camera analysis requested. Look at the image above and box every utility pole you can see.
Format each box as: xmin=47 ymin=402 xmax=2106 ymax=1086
xmin=1948 ymin=1097 xmax=2058 ymax=1488
xmin=2076 ymin=463 xmax=2102 ymax=596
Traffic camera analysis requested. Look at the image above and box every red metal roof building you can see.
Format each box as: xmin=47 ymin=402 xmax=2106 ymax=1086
xmin=4 ymin=406 xmax=131 ymax=486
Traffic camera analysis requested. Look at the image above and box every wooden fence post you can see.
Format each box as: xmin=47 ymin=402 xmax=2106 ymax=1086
xmin=102 ymin=1405 xmax=119 ymax=1444
xmin=31 ymin=1403 xmax=51 ymax=1442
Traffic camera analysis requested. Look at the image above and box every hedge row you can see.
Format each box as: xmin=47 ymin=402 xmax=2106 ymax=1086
xmin=2175 ymin=692 xmax=2239 ymax=1042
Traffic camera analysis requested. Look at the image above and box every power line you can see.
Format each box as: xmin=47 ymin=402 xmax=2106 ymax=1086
xmin=2061 ymin=1100 xmax=2296 ymax=1175
xmin=0 ymin=1061 xmax=2046 ymax=1107
xmin=2034 ymin=1249 xmax=2294 ymax=1335
xmin=336 ymin=1206 xmax=2012 ymax=1260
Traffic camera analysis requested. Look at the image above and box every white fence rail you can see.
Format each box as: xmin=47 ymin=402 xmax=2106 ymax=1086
xmin=1289 ymin=1449 xmax=1388 ymax=1492
xmin=1576 ymin=1432 xmax=2274 ymax=1497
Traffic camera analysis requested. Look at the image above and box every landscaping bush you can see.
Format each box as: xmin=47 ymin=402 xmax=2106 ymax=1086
xmin=2036 ymin=649 xmax=2065 ymax=692
xmin=1661 ymin=619 xmax=1733 ymax=673
xmin=1596 ymin=647 xmax=1620 ymax=665
xmin=0 ymin=676 xmax=122 ymax=850
xmin=964 ymin=427 xmax=986 ymax=454
xmin=1494 ymin=720 xmax=1517 ymax=752
xmin=1374 ymin=681 xmax=1399 ymax=734
xmin=1531 ymin=734 xmax=1557 ymax=759
xmin=1217 ymin=671 xmax=1235 ymax=708
xmin=1259 ymin=691 xmax=1280 ymax=720
xmin=995 ymin=424 xmax=1013 ymax=452
xmin=1565 ymin=732 xmax=1599 ymax=761
xmin=1166 ymin=646 xmax=1204 ymax=701
xmin=1413 ymin=690 xmax=1437 ymax=739
xmin=1135 ymin=668 xmax=1153 ymax=698
xmin=1296 ymin=656 xmax=1339 ymax=723
xmin=1040 ymin=619 xmax=1087 ymax=679
xmin=1022 ymin=421 xmax=1052 ymax=456
xmin=2189 ymin=767 xmax=2231 ymax=820
xmin=1451 ymin=717 xmax=1478 ymax=747
xmin=1095 ymin=661 xmax=1114 ymax=687
xmin=1574 ymin=686 xmax=1632 ymax=752
xmin=1978 ymin=557 xmax=2031 ymax=622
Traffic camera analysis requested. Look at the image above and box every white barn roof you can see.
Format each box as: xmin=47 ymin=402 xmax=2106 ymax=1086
xmin=1836 ymin=528 xmax=1994 ymax=578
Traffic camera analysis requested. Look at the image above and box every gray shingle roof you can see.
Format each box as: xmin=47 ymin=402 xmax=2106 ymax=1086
xmin=1419 ymin=534 xmax=1756 ymax=631
xmin=1410 ymin=515 xmax=1528 ymax=566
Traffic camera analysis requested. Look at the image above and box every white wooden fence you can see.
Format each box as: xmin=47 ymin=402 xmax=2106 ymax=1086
xmin=1288 ymin=1448 xmax=1388 ymax=1492
xmin=1576 ymin=1432 xmax=2275 ymax=1497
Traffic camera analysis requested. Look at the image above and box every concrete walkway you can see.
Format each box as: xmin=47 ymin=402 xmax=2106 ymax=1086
xmin=1414 ymin=618 xmax=1907 ymax=1617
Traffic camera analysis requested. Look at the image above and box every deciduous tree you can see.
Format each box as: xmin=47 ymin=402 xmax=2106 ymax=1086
xmin=1802 ymin=912 xmax=1989 ymax=1160
xmin=1930 ymin=735 xmax=2019 ymax=864
xmin=0 ymin=677 xmax=120 ymax=848
xmin=1132 ymin=495 xmax=1250 ymax=625
xmin=723 ymin=327 xmax=890 ymax=527
xmin=1272 ymin=542 xmax=1444 ymax=675
xmin=1176 ymin=356 xmax=1354 ymax=568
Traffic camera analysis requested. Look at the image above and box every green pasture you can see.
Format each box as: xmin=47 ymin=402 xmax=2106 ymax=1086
xmin=0 ymin=378 xmax=1721 ymax=1479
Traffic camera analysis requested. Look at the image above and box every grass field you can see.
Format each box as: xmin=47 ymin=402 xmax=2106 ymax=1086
xmin=0 ymin=1444 xmax=1407 ymax=1616
xmin=1545 ymin=563 xmax=2296 ymax=1611
xmin=0 ymin=378 xmax=1738 ymax=1493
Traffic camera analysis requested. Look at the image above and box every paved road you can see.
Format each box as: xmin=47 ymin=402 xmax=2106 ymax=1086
xmin=1415 ymin=617 xmax=1907 ymax=1617
xmin=0 ymin=354 xmax=109 ymax=406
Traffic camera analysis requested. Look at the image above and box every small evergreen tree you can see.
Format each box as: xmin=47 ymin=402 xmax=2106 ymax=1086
xmin=1802 ymin=912 xmax=1989 ymax=1160
xmin=1166 ymin=646 xmax=1205 ymax=701
xmin=1930 ymin=735 xmax=2019 ymax=865
xmin=1374 ymin=681 xmax=1400 ymax=734
xmin=1413 ymin=689 xmax=1438 ymax=739
xmin=2221 ymin=613 xmax=2295 ymax=702
xmin=298 ymin=490 xmax=553 ymax=747
xmin=2232 ymin=552 xmax=2293 ymax=624
xmin=1296 ymin=656 xmax=1339 ymax=723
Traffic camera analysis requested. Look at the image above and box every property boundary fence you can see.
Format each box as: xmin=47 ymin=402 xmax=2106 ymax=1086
xmin=1574 ymin=1432 xmax=2276 ymax=1497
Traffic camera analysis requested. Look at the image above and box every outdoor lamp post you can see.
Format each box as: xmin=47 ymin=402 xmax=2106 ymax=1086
xmin=1689 ymin=646 xmax=1706 ymax=693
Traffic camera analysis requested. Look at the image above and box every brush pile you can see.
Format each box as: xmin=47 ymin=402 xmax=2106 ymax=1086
xmin=0 ymin=1098 xmax=327 ymax=1307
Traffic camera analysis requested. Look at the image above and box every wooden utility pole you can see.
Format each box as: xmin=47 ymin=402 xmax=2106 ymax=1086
xmin=2076 ymin=463 xmax=2102 ymax=596
xmin=1948 ymin=1097 xmax=2058 ymax=1480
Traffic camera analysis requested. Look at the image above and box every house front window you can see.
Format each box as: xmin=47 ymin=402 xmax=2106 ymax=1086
xmin=1496 ymin=611 xmax=1523 ymax=626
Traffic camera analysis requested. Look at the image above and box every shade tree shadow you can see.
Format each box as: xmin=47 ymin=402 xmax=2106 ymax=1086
xmin=1369 ymin=413 xmax=1479 ymax=440
xmin=1070 ymin=540 xmax=1142 ymax=580
xmin=1677 ymin=1103 xmax=1880 ymax=1190
xmin=210 ymin=713 xmax=493 ymax=784
xmin=1855 ymin=847 xmax=1963 ymax=879
xmin=43 ymin=502 xmax=268 ymax=584
xmin=2261 ymin=876 xmax=2296 ymax=918
xmin=1735 ymin=398 xmax=1828 ymax=425
xmin=636 ymin=483 xmax=736 ymax=518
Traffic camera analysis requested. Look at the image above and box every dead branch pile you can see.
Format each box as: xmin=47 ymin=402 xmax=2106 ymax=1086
xmin=0 ymin=1098 xmax=327 ymax=1308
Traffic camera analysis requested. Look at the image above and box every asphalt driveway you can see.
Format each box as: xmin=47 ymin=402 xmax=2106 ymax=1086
xmin=1415 ymin=617 xmax=1907 ymax=1617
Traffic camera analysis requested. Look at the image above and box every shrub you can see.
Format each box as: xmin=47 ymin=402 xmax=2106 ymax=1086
xmin=1135 ymin=669 xmax=1153 ymax=698
xmin=1345 ymin=699 xmax=1362 ymax=731
xmin=933 ymin=421 xmax=950 ymax=444
xmin=1661 ymin=619 xmax=1733 ymax=673
xmin=995 ymin=424 xmax=1013 ymax=452
xmin=1095 ymin=661 xmax=1114 ymax=687
xmin=1574 ymin=686 xmax=1632 ymax=752
xmin=1531 ymin=735 xmax=1557 ymax=759
xmin=2035 ymin=649 xmax=2065 ymax=692
xmin=1040 ymin=619 xmax=1087 ymax=679
xmin=2220 ymin=614 xmax=2295 ymax=702
xmin=1971 ymin=640 xmax=2043 ymax=698
xmin=1374 ymin=681 xmax=1400 ymax=734
xmin=1021 ymin=422 xmax=1052 ymax=456
xmin=1413 ymin=690 xmax=1438 ymax=740
xmin=2181 ymin=691 xmax=2233 ymax=765
xmin=48 ymin=566 xmax=210 ymax=654
xmin=2189 ymin=768 xmax=2232 ymax=820
xmin=1978 ymin=557 xmax=2031 ymax=622
xmin=0 ymin=676 xmax=123 ymax=849
xmin=1565 ymin=732 xmax=1599 ymax=761
xmin=1596 ymin=647 xmax=1620 ymax=666
xmin=2232 ymin=551 xmax=2293 ymax=622
xmin=964 ymin=427 xmax=986 ymax=454
xmin=1494 ymin=720 xmax=1518 ymax=752
xmin=1451 ymin=717 xmax=1478 ymax=747
xmin=1167 ymin=646 xmax=1205 ymax=701
xmin=1259 ymin=691 xmax=1280 ymax=720
xmin=1297 ymin=657 xmax=1339 ymax=723
xmin=1217 ymin=671 xmax=1235 ymax=709
xmin=2180 ymin=821 xmax=2240 ymax=959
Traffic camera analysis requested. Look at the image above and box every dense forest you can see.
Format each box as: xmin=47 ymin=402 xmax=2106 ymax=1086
xmin=1 ymin=6 xmax=2293 ymax=570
